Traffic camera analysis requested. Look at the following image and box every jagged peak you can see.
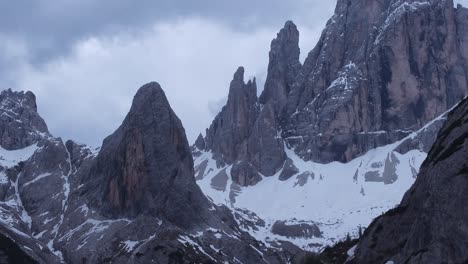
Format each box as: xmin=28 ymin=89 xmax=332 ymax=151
xmin=123 ymin=81 xmax=174 ymax=124
xmin=228 ymin=67 xmax=257 ymax=97
xmin=259 ymin=20 xmax=301 ymax=107
xmin=271 ymin=20 xmax=300 ymax=53
xmin=232 ymin=66 xmax=245 ymax=82
xmin=87 ymin=82 xmax=212 ymax=229
xmin=0 ymin=88 xmax=39 ymax=112
xmin=0 ymin=88 xmax=49 ymax=150
xmin=275 ymin=20 xmax=299 ymax=42
xmin=194 ymin=133 xmax=206 ymax=150
xmin=284 ymin=20 xmax=296 ymax=28
xmin=132 ymin=81 xmax=164 ymax=103
xmin=247 ymin=76 xmax=257 ymax=86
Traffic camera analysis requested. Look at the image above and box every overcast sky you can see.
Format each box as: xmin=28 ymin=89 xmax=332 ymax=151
xmin=1 ymin=0 xmax=467 ymax=147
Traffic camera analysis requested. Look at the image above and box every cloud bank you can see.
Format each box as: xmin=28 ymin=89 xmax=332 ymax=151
xmin=2 ymin=0 xmax=467 ymax=146
xmin=5 ymin=18 xmax=323 ymax=146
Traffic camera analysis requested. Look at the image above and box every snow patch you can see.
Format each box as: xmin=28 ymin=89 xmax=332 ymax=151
xmin=0 ymin=143 xmax=40 ymax=167
xmin=122 ymin=240 xmax=139 ymax=252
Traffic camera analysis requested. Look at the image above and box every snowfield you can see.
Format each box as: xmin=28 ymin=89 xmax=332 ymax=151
xmin=192 ymin=112 xmax=449 ymax=251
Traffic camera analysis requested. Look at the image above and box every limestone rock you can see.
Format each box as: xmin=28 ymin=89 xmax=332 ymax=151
xmin=82 ymin=82 xmax=212 ymax=228
xmin=0 ymin=89 xmax=49 ymax=150
xmin=271 ymin=220 xmax=322 ymax=239
xmin=351 ymin=97 xmax=468 ymax=264
xmin=283 ymin=0 xmax=468 ymax=163
xmin=204 ymin=67 xmax=259 ymax=165
xmin=259 ymin=20 xmax=301 ymax=115
xmin=278 ymin=158 xmax=299 ymax=181
xmin=231 ymin=161 xmax=262 ymax=187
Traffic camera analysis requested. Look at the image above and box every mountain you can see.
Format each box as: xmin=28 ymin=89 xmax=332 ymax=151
xmin=349 ymin=96 xmax=468 ymax=264
xmin=0 ymin=85 xmax=300 ymax=263
xmin=193 ymin=0 xmax=468 ymax=252
xmin=1 ymin=0 xmax=468 ymax=262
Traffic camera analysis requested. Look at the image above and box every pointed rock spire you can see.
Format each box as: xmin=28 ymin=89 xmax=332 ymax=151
xmin=194 ymin=133 xmax=205 ymax=150
xmin=204 ymin=67 xmax=259 ymax=165
xmin=84 ymin=82 xmax=211 ymax=229
xmin=259 ymin=20 xmax=301 ymax=114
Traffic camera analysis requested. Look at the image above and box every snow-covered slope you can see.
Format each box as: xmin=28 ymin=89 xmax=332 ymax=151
xmin=193 ymin=110 xmax=449 ymax=252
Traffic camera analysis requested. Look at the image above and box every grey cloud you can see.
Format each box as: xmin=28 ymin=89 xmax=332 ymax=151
xmin=8 ymin=18 xmax=281 ymax=146
xmin=1 ymin=0 xmax=334 ymax=65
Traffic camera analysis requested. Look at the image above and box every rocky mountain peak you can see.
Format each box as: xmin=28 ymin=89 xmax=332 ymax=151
xmin=55 ymin=83 xmax=289 ymax=263
xmin=83 ymin=82 xmax=211 ymax=229
xmin=0 ymin=89 xmax=49 ymax=150
xmin=228 ymin=66 xmax=257 ymax=102
xmin=200 ymin=23 xmax=301 ymax=186
xmin=259 ymin=20 xmax=301 ymax=114
xmin=1 ymin=89 xmax=39 ymax=112
xmin=194 ymin=133 xmax=205 ymax=150
xmin=204 ymin=67 xmax=258 ymax=165
xmin=232 ymin=66 xmax=245 ymax=82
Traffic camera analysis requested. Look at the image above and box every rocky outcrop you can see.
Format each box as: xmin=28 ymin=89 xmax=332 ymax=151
xmin=201 ymin=21 xmax=300 ymax=185
xmin=194 ymin=133 xmax=205 ymax=151
xmin=283 ymin=0 xmax=468 ymax=163
xmin=0 ymin=226 xmax=60 ymax=264
xmin=204 ymin=67 xmax=259 ymax=167
xmin=231 ymin=161 xmax=262 ymax=187
xmin=0 ymin=231 xmax=38 ymax=264
xmin=350 ymin=97 xmax=468 ymax=264
xmin=259 ymin=20 xmax=301 ymax=114
xmin=271 ymin=220 xmax=321 ymax=239
xmin=0 ymin=89 xmax=49 ymax=150
xmin=82 ymin=82 xmax=212 ymax=228
xmin=202 ymin=66 xmax=285 ymax=186
xmin=279 ymin=158 xmax=299 ymax=181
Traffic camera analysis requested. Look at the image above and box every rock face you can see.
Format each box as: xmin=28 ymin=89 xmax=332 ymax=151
xmin=0 ymin=90 xmax=72 ymax=264
xmin=283 ymin=0 xmax=468 ymax=163
xmin=202 ymin=21 xmax=301 ymax=186
xmin=259 ymin=20 xmax=301 ymax=114
xmin=0 ymin=231 xmax=39 ymax=264
xmin=350 ymin=97 xmax=468 ymax=264
xmin=271 ymin=220 xmax=321 ymax=239
xmin=0 ymin=89 xmax=49 ymax=150
xmin=198 ymin=1 xmax=468 ymax=187
xmin=204 ymin=67 xmax=259 ymax=167
xmin=83 ymin=82 xmax=211 ymax=228
xmin=203 ymin=66 xmax=287 ymax=186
